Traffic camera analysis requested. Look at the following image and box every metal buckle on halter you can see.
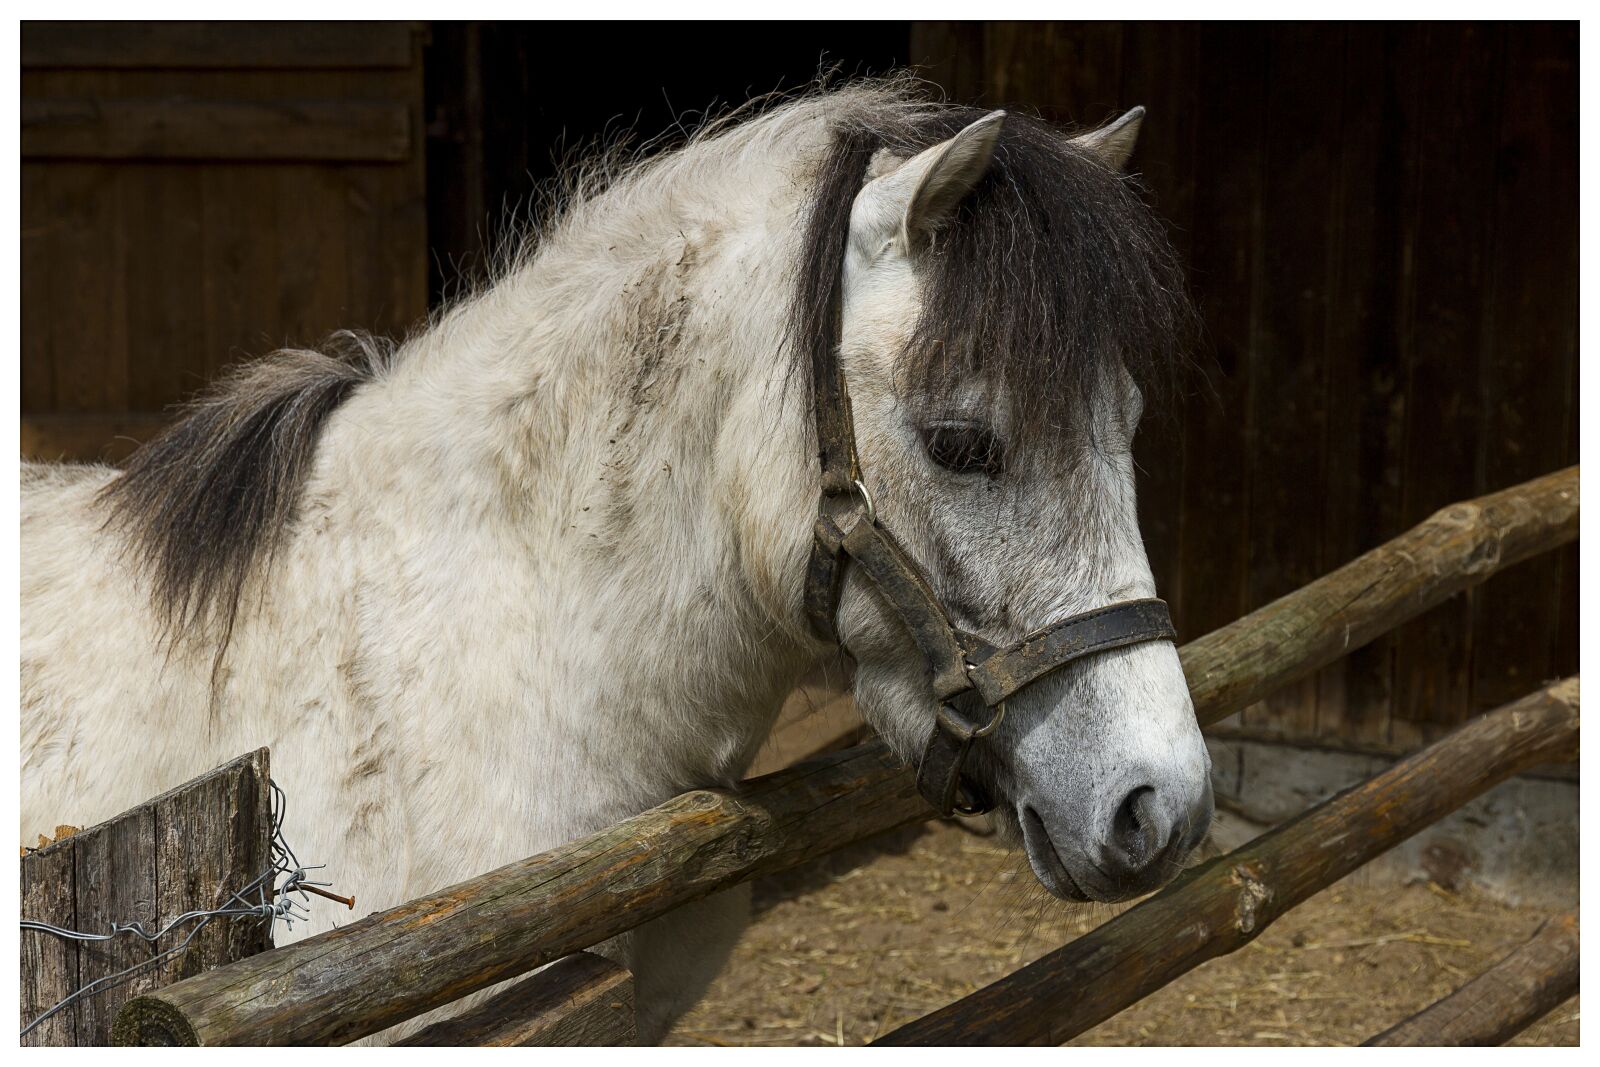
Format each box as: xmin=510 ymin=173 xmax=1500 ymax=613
xmin=806 ymin=480 xmax=879 ymax=642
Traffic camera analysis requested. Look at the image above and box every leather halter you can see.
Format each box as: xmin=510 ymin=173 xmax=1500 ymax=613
xmin=803 ymin=267 xmax=1177 ymax=818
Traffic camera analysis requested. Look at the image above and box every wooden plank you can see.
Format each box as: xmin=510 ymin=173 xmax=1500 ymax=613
xmin=72 ymin=806 xmax=159 ymax=1043
xmin=22 ymin=22 xmax=417 ymax=70
xmin=1242 ymin=25 xmax=1341 ymax=743
xmin=122 ymin=161 xmax=208 ymax=413
xmin=984 ymin=21 xmax=1124 ymax=127
xmin=152 ymin=756 xmax=275 ymax=981
xmin=20 ymin=842 xmax=77 ymax=1046
xmin=21 ymin=412 xmax=171 ymax=464
xmin=1364 ymin=912 xmax=1579 ymax=1046
xmin=749 ymin=682 xmax=862 ymax=777
xmin=396 ymin=952 xmax=635 ymax=1046
xmin=907 ymin=22 xmax=987 ymax=104
xmin=20 ymin=166 xmax=57 ymax=412
xmin=1469 ymin=24 xmax=1579 ymax=714
xmin=28 ymin=161 xmax=127 ymax=415
xmin=1120 ymin=23 xmax=1200 ymax=619
xmin=421 ymin=22 xmax=488 ymax=306
xmin=1175 ymin=24 xmax=1266 ymax=643
xmin=21 ymin=751 xmax=273 ymax=1046
xmin=343 ymin=162 xmax=429 ymax=339
xmin=343 ymin=34 xmax=429 ymax=338
xmin=112 ymin=469 xmax=1577 ymax=1047
xmin=198 ymin=164 xmax=282 ymax=383
xmin=1202 ymin=720 xmax=1578 ymax=781
xmin=23 ymin=98 xmax=412 ymax=162
xmin=274 ymin=165 xmax=352 ymax=341
xmin=1317 ymin=24 xmax=1407 ymax=749
xmin=875 ymin=678 xmax=1579 ymax=1046
xmin=1390 ymin=25 xmax=1505 ymax=738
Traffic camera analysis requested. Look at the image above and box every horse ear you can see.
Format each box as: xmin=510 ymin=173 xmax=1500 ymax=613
xmin=854 ymin=110 xmax=1006 ymax=253
xmin=1071 ymin=106 xmax=1145 ymax=170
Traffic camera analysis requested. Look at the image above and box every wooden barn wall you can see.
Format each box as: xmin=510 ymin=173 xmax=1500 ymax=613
xmin=910 ymin=22 xmax=1578 ymax=753
xmin=20 ymin=22 xmax=430 ymax=465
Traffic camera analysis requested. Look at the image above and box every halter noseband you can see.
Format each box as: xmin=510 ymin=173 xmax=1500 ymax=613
xmin=803 ymin=259 xmax=1176 ymax=819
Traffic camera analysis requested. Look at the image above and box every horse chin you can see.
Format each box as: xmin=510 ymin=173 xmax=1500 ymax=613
xmin=1017 ymin=805 xmax=1098 ymax=903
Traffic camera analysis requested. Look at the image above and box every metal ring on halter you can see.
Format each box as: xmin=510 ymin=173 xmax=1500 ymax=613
xmin=935 ymin=698 xmax=1006 ymax=742
xmin=951 ymin=784 xmax=992 ymax=818
xmin=951 ymin=701 xmax=1004 ymax=819
xmin=970 ymin=698 xmax=1006 ymax=739
xmin=852 ymin=479 xmax=876 ymax=525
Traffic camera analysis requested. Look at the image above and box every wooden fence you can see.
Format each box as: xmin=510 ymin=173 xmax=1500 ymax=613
xmin=20 ymin=751 xmax=273 ymax=1045
xmin=19 ymin=467 xmax=1576 ymax=1045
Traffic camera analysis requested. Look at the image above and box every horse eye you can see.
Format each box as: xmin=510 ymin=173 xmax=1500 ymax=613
xmin=924 ymin=424 xmax=1005 ymax=478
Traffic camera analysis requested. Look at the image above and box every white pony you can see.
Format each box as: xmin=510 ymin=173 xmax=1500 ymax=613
xmin=21 ymin=82 xmax=1213 ymax=1042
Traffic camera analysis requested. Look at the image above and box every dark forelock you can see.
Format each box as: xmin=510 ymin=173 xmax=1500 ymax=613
xmin=790 ymin=104 xmax=1195 ymax=448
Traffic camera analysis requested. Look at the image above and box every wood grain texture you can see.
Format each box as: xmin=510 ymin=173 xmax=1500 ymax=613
xmin=20 ymin=750 xmax=272 ymax=1046
xmin=20 ymin=843 xmax=77 ymax=1045
xmin=152 ymin=755 xmax=275 ymax=981
xmin=395 ymin=952 xmax=635 ymax=1046
xmin=24 ymin=98 xmax=411 ymax=161
xmin=1390 ymin=24 xmax=1505 ymax=737
xmin=875 ymin=678 xmax=1579 ymax=1046
xmin=1363 ymin=911 xmax=1578 ymax=1046
xmin=1468 ymin=23 xmax=1579 ymax=716
xmin=1176 ymin=23 xmax=1265 ymax=647
xmin=71 ymin=805 xmax=158 ymax=1042
xmin=1119 ymin=22 xmax=1198 ymax=616
xmin=112 ymin=468 xmax=1576 ymax=1046
xmin=1317 ymin=23 xmax=1405 ymax=749
xmin=20 ymin=413 xmax=172 ymax=465
xmin=1243 ymin=25 xmax=1338 ymax=742
xmin=22 ymin=22 xmax=418 ymax=70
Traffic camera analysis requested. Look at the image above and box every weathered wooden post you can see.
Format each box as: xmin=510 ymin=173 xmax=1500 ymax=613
xmin=19 ymin=749 xmax=273 ymax=1046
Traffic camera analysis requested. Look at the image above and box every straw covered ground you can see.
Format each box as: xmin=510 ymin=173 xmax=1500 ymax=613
xmin=666 ymin=818 xmax=1579 ymax=1047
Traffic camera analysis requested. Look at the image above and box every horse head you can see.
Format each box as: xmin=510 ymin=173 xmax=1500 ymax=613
xmin=797 ymin=106 xmax=1213 ymax=901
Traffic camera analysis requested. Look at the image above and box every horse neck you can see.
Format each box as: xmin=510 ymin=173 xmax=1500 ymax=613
xmin=311 ymin=170 xmax=824 ymax=798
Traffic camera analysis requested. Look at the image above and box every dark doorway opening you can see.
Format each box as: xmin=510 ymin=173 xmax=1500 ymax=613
xmin=423 ymin=22 xmax=912 ymax=304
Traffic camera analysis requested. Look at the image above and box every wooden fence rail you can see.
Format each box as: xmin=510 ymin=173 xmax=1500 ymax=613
xmin=395 ymin=953 xmax=636 ymax=1047
xmin=113 ymin=467 xmax=1578 ymax=1046
xmin=1180 ymin=465 xmax=1577 ymax=725
xmin=873 ymin=678 xmax=1579 ymax=1045
xmin=1363 ymin=911 xmax=1580 ymax=1046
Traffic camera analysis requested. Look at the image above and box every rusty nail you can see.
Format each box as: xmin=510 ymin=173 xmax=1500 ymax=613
xmin=298 ymin=884 xmax=356 ymax=910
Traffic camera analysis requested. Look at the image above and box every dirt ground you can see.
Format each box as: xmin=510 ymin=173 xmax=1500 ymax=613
xmin=666 ymin=819 xmax=1579 ymax=1047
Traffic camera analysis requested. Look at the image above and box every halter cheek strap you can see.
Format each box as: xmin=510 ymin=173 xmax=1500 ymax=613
xmin=801 ymin=160 xmax=1177 ymax=819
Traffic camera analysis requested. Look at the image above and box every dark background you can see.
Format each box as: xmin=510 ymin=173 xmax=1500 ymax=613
xmin=19 ymin=21 xmax=1578 ymax=757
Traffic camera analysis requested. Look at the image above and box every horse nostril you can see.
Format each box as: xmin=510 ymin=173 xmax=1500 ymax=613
xmin=1110 ymin=784 xmax=1165 ymax=870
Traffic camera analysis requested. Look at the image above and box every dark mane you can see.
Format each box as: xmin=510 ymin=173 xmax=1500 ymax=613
xmin=100 ymin=331 xmax=392 ymax=651
xmin=790 ymin=103 xmax=1195 ymax=449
